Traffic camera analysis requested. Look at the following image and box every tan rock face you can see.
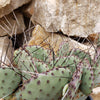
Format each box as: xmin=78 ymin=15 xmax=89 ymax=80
xmin=0 ymin=36 xmax=14 ymax=65
xmin=23 ymin=0 xmax=35 ymax=17
xmin=0 ymin=12 xmax=26 ymax=36
xmin=0 ymin=0 xmax=11 ymax=8
xmin=28 ymin=25 xmax=95 ymax=58
xmin=31 ymin=0 xmax=100 ymax=38
xmin=91 ymin=87 xmax=100 ymax=100
xmin=0 ymin=0 xmax=31 ymax=18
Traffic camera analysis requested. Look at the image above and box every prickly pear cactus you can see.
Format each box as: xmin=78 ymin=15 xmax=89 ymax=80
xmin=52 ymin=56 xmax=80 ymax=73
xmin=62 ymin=63 xmax=83 ymax=100
xmin=80 ymin=67 xmax=94 ymax=95
xmin=57 ymin=42 xmax=70 ymax=57
xmin=23 ymin=45 xmax=51 ymax=62
xmin=93 ymin=46 xmax=100 ymax=87
xmin=71 ymin=49 xmax=91 ymax=63
xmin=16 ymin=67 xmax=72 ymax=100
xmin=73 ymin=90 xmax=87 ymax=100
xmin=14 ymin=46 xmax=50 ymax=80
xmin=1 ymin=38 xmax=99 ymax=100
xmin=0 ymin=66 xmax=21 ymax=99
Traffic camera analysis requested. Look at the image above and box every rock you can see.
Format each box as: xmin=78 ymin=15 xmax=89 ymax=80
xmin=23 ymin=0 xmax=35 ymax=18
xmin=0 ymin=12 xmax=26 ymax=36
xmin=31 ymin=0 xmax=100 ymax=38
xmin=91 ymin=87 xmax=100 ymax=100
xmin=88 ymin=33 xmax=99 ymax=43
xmin=0 ymin=0 xmax=11 ymax=8
xmin=28 ymin=25 xmax=65 ymax=53
xmin=28 ymin=25 xmax=95 ymax=58
xmin=0 ymin=36 xmax=14 ymax=65
xmin=0 ymin=0 xmax=31 ymax=18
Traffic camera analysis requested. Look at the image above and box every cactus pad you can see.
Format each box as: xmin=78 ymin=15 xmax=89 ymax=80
xmin=79 ymin=60 xmax=94 ymax=95
xmin=17 ymin=67 xmax=72 ymax=100
xmin=53 ymin=56 xmax=80 ymax=73
xmin=62 ymin=63 xmax=83 ymax=100
xmin=57 ymin=42 xmax=70 ymax=57
xmin=0 ymin=67 xmax=21 ymax=98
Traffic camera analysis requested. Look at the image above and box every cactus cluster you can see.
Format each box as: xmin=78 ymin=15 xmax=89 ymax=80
xmin=0 ymin=40 xmax=100 ymax=100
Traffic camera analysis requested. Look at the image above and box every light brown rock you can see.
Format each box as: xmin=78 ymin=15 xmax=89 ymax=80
xmin=23 ymin=0 xmax=35 ymax=18
xmin=0 ymin=0 xmax=11 ymax=8
xmin=0 ymin=12 xmax=26 ymax=36
xmin=0 ymin=0 xmax=31 ymax=18
xmin=91 ymin=87 xmax=100 ymax=100
xmin=0 ymin=36 xmax=14 ymax=65
xmin=28 ymin=25 xmax=95 ymax=58
xmin=31 ymin=0 xmax=100 ymax=38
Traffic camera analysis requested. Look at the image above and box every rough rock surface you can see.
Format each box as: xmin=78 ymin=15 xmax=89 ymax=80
xmin=0 ymin=12 xmax=26 ymax=36
xmin=0 ymin=0 xmax=31 ymax=18
xmin=0 ymin=36 xmax=14 ymax=65
xmin=23 ymin=0 xmax=35 ymax=17
xmin=28 ymin=25 xmax=95 ymax=58
xmin=31 ymin=0 xmax=100 ymax=38
xmin=91 ymin=87 xmax=100 ymax=100
xmin=0 ymin=0 xmax=11 ymax=8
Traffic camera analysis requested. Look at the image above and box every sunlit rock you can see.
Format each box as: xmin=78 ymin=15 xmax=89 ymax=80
xmin=31 ymin=0 xmax=100 ymax=38
xmin=28 ymin=25 xmax=95 ymax=58
xmin=0 ymin=0 xmax=31 ymax=18
xmin=91 ymin=87 xmax=100 ymax=100
xmin=0 ymin=12 xmax=26 ymax=36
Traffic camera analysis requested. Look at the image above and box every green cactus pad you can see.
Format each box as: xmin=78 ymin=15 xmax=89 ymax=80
xmin=52 ymin=56 xmax=80 ymax=73
xmin=35 ymin=61 xmax=50 ymax=73
xmin=14 ymin=49 xmax=37 ymax=80
xmin=13 ymin=88 xmax=22 ymax=100
xmin=14 ymin=49 xmax=36 ymax=72
xmin=72 ymin=49 xmax=91 ymax=63
xmin=14 ymin=48 xmax=50 ymax=79
xmin=93 ymin=53 xmax=100 ymax=87
xmin=79 ymin=60 xmax=94 ymax=95
xmin=62 ymin=63 xmax=83 ymax=100
xmin=57 ymin=41 xmax=70 ymax=57
xmin=0 ymin=67 xmax=21 ymax=98
xmin=17 ymin=67 xmax=72 ymax=100
xmin=24 ymin=45 xmax=51 ymax=62
xmin=73 ymin=90 xmax=87 ymax=100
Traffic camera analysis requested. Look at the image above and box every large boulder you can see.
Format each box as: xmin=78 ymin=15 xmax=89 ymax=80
xmin=31 ymin=0 xmax=100 ymax=38
xmin=0 ymin=0 xmax=31 ymax=18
